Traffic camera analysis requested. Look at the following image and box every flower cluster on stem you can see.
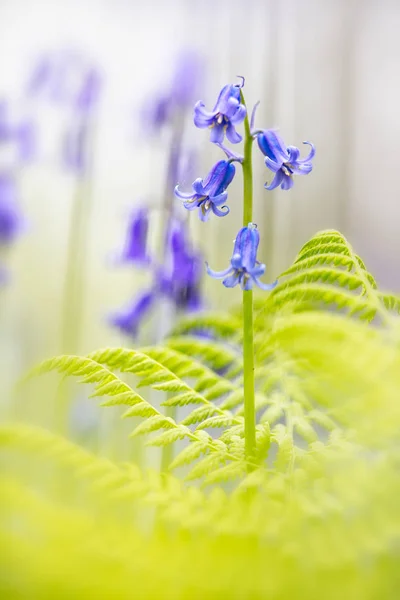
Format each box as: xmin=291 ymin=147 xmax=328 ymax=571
xmin=178 ymin=76 xmax=315 ymax=466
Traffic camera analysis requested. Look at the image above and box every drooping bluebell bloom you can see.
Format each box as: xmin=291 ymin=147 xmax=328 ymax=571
xmin=257 ymin=129 xmax=315 ymax=191
xmin=159 ymin=220 xmax=203 ymax=311
xmin=194 ymin=83 xmax=246 ymax=144
xmin=207 ymin=223 xmax=277 ymax=291
xmin=143 ymin=50 xmax=204 ymax=132
xmin=109 ymin=291 xmax=155 ymax=337
xmin=27 ymin=50 xmax=102 ymax=114
xmin=110 ymin=218 xmax=203 ymax=337
xmin=0 ymin=175 xmax=24 ymax=246
xmin=0 ymin=100 xmax=34 ymax=164
xmin=174 ymin=160 xmax=235 ymax=221
xmin=115 ymin=207 xmax=152 ymax=267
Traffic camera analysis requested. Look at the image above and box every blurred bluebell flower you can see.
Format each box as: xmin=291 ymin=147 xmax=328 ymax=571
xmin=110 ymin=219 xmax=203 ymax=337
xmin=174 ymin=160 xmax=235 ymax=221
xmin=27 ymin=50 xmax=102 ymax=114
xmin=0 ymin=175 xmax=24 ymax=246
xmin=257 ymin=130 xmax=315 ymax=191
xmin=194 ymin=83 xmax=246 ymax=144
xmin=159 ymin=220 xmax=203 ymax=311
xmin=114 ymin=207 xmax=152 ymax=267
xmin=207 ymin=223 xmax=277 ymax=291
xmin=143 ymin=50 xmax=203 ymax=132
xmin=0 ymin=100 xmax=34 ymax=163
xmin=109 ymin=291 xmax=155 ymax=337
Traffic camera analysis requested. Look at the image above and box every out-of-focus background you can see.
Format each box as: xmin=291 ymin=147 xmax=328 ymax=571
xmin=1 ymin=0 xmax=399 ymax=397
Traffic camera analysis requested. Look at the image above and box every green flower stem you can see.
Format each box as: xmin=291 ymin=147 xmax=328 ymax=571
xmin=241 ymin=91 xmax=256 ymax=466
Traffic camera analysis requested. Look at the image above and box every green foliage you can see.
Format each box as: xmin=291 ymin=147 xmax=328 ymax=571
xmin=1 ymin=230 xmax=400 ymax=598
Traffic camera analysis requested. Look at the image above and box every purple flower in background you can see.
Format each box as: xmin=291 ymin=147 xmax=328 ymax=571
xmin=143 ymin=50 xmax=204 ymax=132
xmin=207 ymin=223 xmax=277 ymax=291
xmin=27 ymin=49 xmax=102 ymax=114
xmin=194 ymin=82 xmax=246 ymax=144
xmin=0 ymin=175 xmax=24 ymax=246
xmin=109 ymin=291 xmax=155 ymax=337
xmin=0 ymin=100 xmax=34 ymax=163
xmin=174 ymin=160 xmax=235 ymax=221
xmin=110 ymin=218 xmax=203 ymax=337
xmin=115 ymin=207 xmax=152 ymax=267
xmin=257 ymin=130 xmax=315 ymax=191
xmin=159 ymin=220 xmax=203 ymax=311
xmin=75 ymin=68 xmax=102 ymax=115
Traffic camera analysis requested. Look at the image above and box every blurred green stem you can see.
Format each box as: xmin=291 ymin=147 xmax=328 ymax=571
xmin=241 ymin=91 xmax=256 ymax=467
xmin=158 ymin=118 xmax=185 ymax=472
xmin=58 ymin=122 xmax=96 ymax=433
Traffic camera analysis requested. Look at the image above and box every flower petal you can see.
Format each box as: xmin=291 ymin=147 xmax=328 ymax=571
xmin=225 ymin=122 xmax=242 ymax=144
xmin=192 ymin=178 xmax=206 ymax=195
xmin=199 ymin=202 xmax=212 ymax=221
xmin=281 ymin=175 xmax=294 ymax=190
xmin=287 ymin=145 xmax=300 ymax=163
xmin=248 ymin=263 xmax=266 ymax=278
xmin=193 ymin=101 xmax=216 ymax=127
xmin=210 ymin=123 xmax=225 ymax=144
xmin=202 ymin=161 xmax=234 ymax=196
xmin=240 ymin=226 xmax=259 ymax=271
xmin=299 ymin=141 xmax=315 ymax=163
xmin=211 ymin=204 xmax=229 ymax=217
xmin=206 ymin=262 xmax=234 ymax=279
xmin=241 ymin=276 xmax=254 ymax=291
xmin=183 ymin=199 xmax=201 ymax=210
xmin=290 ymin=162 xmax=313 ymax=175
xmin=174 ymin=185 xmax=196 ymax=200
xmin=210 ymin=191 xmax=228 ymax=206
xmin=214 ymin=84 xmax=240 ymax=114
xmin=264 ymin=157 xmax=283 ymax=173
xmin=223 ymin=272 xmax=240 ymax=288
xmin=230 ymin=103 xmax=247 ymax=125
xmin=253 ymin=277 xmax=278 ymax=291
xmin=257 ymin=130 xmax=289 ymax=163
xmin=265 ymin=169 xmax=284 ymax=191
xmin=223 ymin=96 xmax=240 ymax=119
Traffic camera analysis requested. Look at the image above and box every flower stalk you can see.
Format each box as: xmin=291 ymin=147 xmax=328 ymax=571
xmin=240 ymin=90 xmax=256 ymax=466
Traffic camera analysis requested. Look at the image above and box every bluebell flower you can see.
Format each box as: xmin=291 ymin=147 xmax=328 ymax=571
xmin=257 ymin=129 xmax=315 ymax=191
xmin=110 ymin=219 xmax=203 ymax=337
xmin=194 ymin=83 xmax=246 ymax=144
xmin=207 ymin=223 xmax=277 ymax=291
xmin=27 ymin=50 xmax=102 ymax=114
xmin=114 ymin=207 xmax=152 ymax=267
xmin=174 ymin=160 xmax=235 ymax=221
xmin=143 ymin=50 xmax=203 ymax=132
xmin=0 ymin=100 xmax=34 ymax=164
xmin=109 ymin=291 xmax=155 ymax=337
xmin=159 ymin=220 xmax=203 ymax=311
xmin=0 ymin=175 xmax=24 ymax=246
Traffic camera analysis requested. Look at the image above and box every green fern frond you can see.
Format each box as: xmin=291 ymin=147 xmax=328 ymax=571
xmin=165 ymin=335 xmax=242 ymax=377
xmin=380 ymin=291 xmax=400 ymax=315
xmin=169 ymin=312 xmax=242 ymax=341
xmin=254 ymin=230 xmax=390 ymax=323
xmin=29 ymin=349 xmax=253 ymax=481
